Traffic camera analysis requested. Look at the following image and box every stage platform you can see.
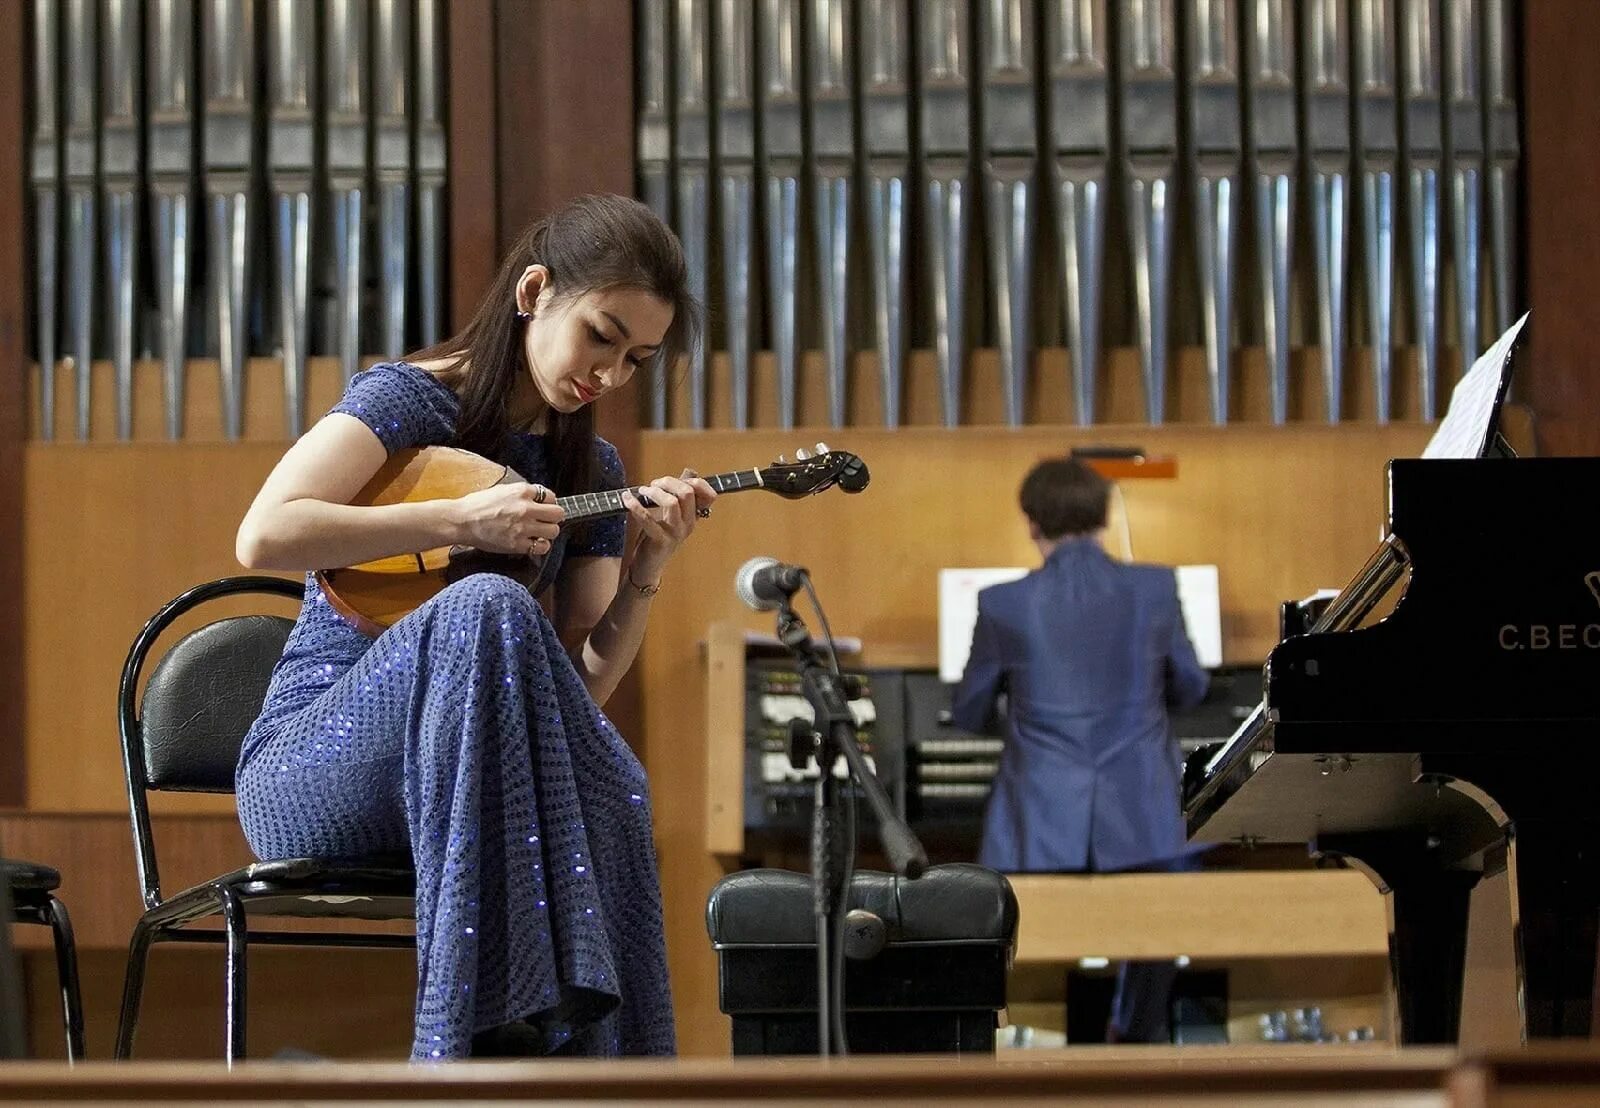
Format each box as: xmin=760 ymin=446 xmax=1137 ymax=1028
xmin=1 ymin=1046 xmax=1598 ymax=1104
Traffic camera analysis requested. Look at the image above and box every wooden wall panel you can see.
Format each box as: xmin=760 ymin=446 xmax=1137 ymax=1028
xmin=447 ymin=0 xmax=499 ymax=330
xmin=1523 ymin=1 xmax=1600 ymax=457
xmin=4 ymin=812 xmax=416 ymax=1060
xmin=638 ymin=424 xmax=1434 ymax=1055
xmin=0 ymin=813 xmax=412 ymax=951
xmin=22 ymin=444 xmax=290 ymax=812
xmin=0 ymin=0 xmax=27 ymax=805
xmin=494 ymin=0 xmax=636 ymax=251
xmin=21 ymin=946 xmax=416 ymax=1062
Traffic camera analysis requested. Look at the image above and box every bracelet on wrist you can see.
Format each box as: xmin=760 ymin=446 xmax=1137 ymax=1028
xmin=626 ymin=567 xmax=662 ymax=598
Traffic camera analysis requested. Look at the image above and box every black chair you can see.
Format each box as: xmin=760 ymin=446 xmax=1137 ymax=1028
xmin=114 ymin=576 xmax=416 ymax=1063
xmin=1 ymin=859 xmax=85 ymax=1060
xmin=0 ymin=866 xmax=25 ymax=1060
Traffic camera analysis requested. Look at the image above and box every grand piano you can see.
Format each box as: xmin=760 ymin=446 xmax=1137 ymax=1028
xmin=1185 ymin=336 xmax=1600 ymax=1045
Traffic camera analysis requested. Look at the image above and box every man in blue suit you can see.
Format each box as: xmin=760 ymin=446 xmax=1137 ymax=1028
xmin=953 ymin=456 xmax=1210 ymax=1042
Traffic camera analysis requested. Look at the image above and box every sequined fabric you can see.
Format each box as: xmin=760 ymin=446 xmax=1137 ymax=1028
xmin=236 ymin=363 xmax=673 ymax=1060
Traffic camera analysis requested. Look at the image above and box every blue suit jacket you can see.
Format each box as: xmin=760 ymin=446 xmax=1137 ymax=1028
xmin=952 ymin=538 xmax=1209 ymax=873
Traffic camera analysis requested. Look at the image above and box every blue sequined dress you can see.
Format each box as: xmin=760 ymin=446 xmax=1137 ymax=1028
xmin=236 ymin=362 xmax=674 ymax=1060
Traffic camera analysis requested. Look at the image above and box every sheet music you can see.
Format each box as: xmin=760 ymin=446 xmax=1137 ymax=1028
xmin=1422 ymin=312 xmax=1530 ymax=459
xmin=1175 ymin=565 xmax=1224 ymax=669
xmin=938 ymin=567 xmax=1029 ymax=683
xmin=939 ymin=564 xmax=1225 ymax=680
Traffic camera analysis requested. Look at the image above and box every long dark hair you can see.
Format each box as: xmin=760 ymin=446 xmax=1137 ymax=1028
xmin=413 ymin=194 xmax=700 ymax=495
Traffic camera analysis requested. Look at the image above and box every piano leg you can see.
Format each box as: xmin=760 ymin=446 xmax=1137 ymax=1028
xmin=1315 ymin=833 xmax=1481 ymax=1045
xmin=1388 ymin=868 xmax=1481 ymax=1045
xmin=1508 ymin=819 xmax=1600 ymax=1038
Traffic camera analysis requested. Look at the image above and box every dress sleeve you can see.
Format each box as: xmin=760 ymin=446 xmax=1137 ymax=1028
xmin=567 ymin=437 xmax=628 ymax=559
xmin=328 ymin=362 xmax=457 ymax=454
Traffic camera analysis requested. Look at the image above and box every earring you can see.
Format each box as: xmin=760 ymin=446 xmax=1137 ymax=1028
xmin=514 ymin=310 xmax=532 ymax=323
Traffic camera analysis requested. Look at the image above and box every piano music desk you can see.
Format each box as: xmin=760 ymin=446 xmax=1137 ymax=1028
xmin=1006 ymin=870 xmax=1395 ymax=1043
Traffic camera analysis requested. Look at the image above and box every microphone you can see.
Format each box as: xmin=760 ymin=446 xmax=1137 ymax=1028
xmin=735 ymin=556 xmax=808 ymax=611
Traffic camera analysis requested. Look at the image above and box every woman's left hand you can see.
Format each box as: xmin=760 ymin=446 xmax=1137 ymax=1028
xmin=623 ymin=468 xmax=718 ymax=584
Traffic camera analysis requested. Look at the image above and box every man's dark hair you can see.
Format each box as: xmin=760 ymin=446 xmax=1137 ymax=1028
xmin=1019 ymin=457 xmax=1110 ymax=539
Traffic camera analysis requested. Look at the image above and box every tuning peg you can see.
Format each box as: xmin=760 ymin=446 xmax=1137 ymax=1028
xmin=815 ymin=442 xmax=829 ymax=454
xmin=775 ymin=454 xmax=787 ymax=464
xmin=795 ymin=448 xmax=811 ymax=460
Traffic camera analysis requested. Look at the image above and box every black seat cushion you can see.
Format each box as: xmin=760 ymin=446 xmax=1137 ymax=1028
xmin=141 ymin=614 xmax=294 ymax=791
xmin=231 ymin=856 xmax=414 ymax=920
xmin=0 ymin=858 xmax=62 ymax=894
xmin=706 ymin=863 xmax=1017 ymax=947
xmin=153 ymin=858 xmax=418 ymax=925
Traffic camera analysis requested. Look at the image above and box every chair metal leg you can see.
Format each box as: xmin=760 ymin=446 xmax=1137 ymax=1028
xmin=43 ymin=896 xmax=86 ymax=1062
xmin=219 ymin=886 xmax=249 ymax=1064
xmin=114 ymin=918 xmax=156 ymax=1060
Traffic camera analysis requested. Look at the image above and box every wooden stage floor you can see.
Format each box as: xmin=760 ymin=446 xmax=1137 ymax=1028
xmin=1 ymin=1045 xmax=1598 ymax=1105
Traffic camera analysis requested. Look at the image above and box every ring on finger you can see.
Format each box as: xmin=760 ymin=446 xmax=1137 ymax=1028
xmin=696 ymin=507 xmax=711 ymax=519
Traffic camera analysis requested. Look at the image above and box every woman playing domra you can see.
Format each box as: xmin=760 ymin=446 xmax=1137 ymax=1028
xmin=233 ymin=195 xmax=713 ymax=1059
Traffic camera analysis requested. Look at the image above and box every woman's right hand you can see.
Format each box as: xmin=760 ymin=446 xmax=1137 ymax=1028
xmin=449 ymin=482 xmax=566 ymax=557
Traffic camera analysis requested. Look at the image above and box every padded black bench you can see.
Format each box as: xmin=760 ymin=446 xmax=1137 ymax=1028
xmin=706 ymin=863 xmax=1017 ymax=1055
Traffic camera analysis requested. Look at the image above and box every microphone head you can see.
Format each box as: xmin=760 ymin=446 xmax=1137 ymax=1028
xmin=735 ymin=555 xmax=782 ymax=611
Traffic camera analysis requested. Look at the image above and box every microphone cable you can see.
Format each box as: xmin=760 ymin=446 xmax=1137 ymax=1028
xmin=801 ymin=573 xmax=842 ymax=679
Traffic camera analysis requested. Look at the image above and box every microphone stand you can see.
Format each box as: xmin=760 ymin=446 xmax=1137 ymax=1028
xmin=773 ymin=598 xmax=928 ymax=1058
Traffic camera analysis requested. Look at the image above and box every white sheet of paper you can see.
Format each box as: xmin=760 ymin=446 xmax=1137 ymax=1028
xmin=938 ymin=567 xmax=1029 ymax=683
xmin=939 ymin=563 xmax=1227 ymax=680
xmin=1423 ymin=312 xmax=1529 ymax=459
xmin=1175 ymin=564 xmax=1224 ymax=669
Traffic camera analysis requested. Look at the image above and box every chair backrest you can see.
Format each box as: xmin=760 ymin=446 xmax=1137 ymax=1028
xmin=118 ymin=576 xmax=304 ymax=909
xmin=140 ymin=615 xmax=294 ymax=791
